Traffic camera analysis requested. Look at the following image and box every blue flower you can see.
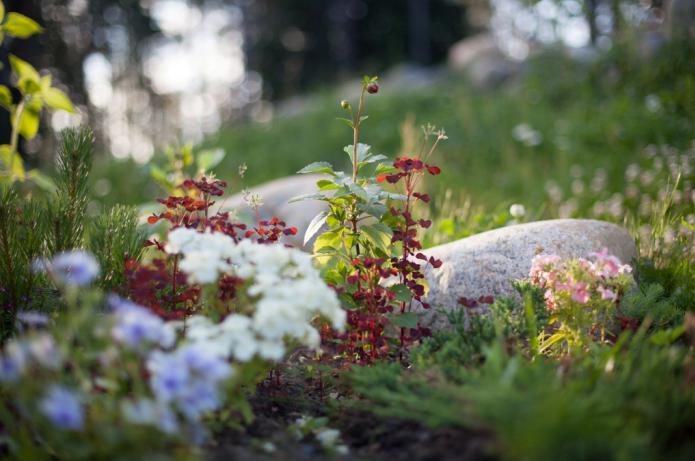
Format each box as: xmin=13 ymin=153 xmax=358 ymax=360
xmin=121 ymin=398 xmax=179 ymax=435
xmin=39 ymin=385 xmax=84 ymax=431
xmin=109 ymin=296 xmax=175 ymax=350
xmin=147 ymin=351 xmax=190 ymax=402
xmin=35 ymin=251 xmax=100 ymax=287
xmin=0 ymin=341 xmax=27 ymax=382
xmin=179 ymin=344 xmax=232 ymax=381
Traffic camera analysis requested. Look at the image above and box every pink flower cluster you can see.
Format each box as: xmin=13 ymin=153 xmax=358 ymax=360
xmin=529 ymin=248 xmax=633 ymax=311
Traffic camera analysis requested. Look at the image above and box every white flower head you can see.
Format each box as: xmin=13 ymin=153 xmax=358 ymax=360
xmin=509 ymin=203 xmax=526 ymax=218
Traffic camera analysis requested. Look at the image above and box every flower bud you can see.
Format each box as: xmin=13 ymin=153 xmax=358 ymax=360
xmin=340 ymin=100 xmax=351 ymax=110
xmin=366 ymin=82 xmax=379 ymax=94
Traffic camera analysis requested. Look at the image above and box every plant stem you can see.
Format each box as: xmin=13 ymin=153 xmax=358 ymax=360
xmin=352 ymin=88 xmax=367 ymax=182
xmin=7 ymin=99 xmax=26 ymax=178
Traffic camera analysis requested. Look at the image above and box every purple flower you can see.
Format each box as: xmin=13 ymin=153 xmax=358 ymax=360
xmin=35 ymin=251 xmax=100 ymax=287
xmin=39 ymin=385 xmax=84 ymax=430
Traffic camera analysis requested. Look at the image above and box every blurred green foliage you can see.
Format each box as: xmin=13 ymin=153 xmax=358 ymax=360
xmin=93 ymin=40 xmax=695 ymax=227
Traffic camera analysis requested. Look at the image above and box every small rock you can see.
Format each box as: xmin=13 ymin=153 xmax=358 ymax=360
xmin=448 ymin=33 xmax=521 ymax=88
xmin=415 ymin=219 xmax=638 ymax=329
xmin=221 ymin=174 xmax=325 ymax=249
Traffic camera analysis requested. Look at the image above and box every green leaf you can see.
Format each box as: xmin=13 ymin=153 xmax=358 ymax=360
xmin=361 ymin=223 xmax=393 ymax=254
xmin=313 ymin=229 xmax=342 ymax=253
xmin=0 ymin=144 xmax=25 ymax=179
xmin=389 ymin=284 xmax=412 ymax=303
xmin=297 ymin=161 xmax=335 ymax=175
xmin=316 ymin=179 xmax=337 ymax=191
xmin=181 ymin=144 xmax=194 ymax=166
xmin=43 ymin=86 xmax=75 ymax=113
xmin=3 ymin=12 xmax=43 ymax=39
xmin=0 ymin=85 xmax=12 ymax=110
xmin=375 ymin=162 xmax=397 ymax=175
xmin=348 ymin=182 xmax=369 ymax=202
xmin=288 ymin=192 xmax=327 ymax=203
xmin=358 ymin=153 xmax=388 ymax=167
xmin=343 ymin=143 xmax=371 ymax=165
xmin=388 ymin=312 xmax=419 ymax=329
xmin=380 ymin=191 xmax=407 ymax=201
xmin=196 ymin=148 xmax=225 ymax=172
xmin=27 ymin=169 xmax=56 ymax=192
xmin=363 ymin=202 xmax=388 ymax=219
xmin=9 ymin=55 xmax=40 ymax=88
xmin=150 ymin=165 xmax=174 ymax=190
xmin=304 ymin=211 xmax=328 ymax=245
xmin=336 ymin=117 xmax=353 ymax=128
xmin=18 ymin=105 xmax=40 ymax=139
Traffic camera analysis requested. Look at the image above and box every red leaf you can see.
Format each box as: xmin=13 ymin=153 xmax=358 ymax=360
xmin=426 ymin=165 xmax=441 ymax=175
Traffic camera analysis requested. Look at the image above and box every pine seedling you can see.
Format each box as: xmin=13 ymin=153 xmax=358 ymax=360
xmin=47 ymin=127 xmax=94 ymax=255
xmin=89 ymin=205 xmax=146 ymax=291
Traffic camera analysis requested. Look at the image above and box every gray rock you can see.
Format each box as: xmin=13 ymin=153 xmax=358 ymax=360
xmin=415 ymin=219 xmax=638 ymax=329
xmin=447 ymin=33 xmax=521 ymax=88
xmin=221 ymin=174 xmax=325 ymax=249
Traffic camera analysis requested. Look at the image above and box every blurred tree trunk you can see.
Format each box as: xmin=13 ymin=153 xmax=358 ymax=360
xmin=408 ymin=0 xmax=431 ymax=64
xmin=583 ymin=0 xmax=599 ymax=45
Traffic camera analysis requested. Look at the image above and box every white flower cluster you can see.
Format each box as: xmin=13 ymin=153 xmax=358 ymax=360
xmin=165 ymin=227 xmax=345 ymax=361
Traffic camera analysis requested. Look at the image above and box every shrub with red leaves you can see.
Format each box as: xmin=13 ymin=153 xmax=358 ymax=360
xmin=124 ymin=175 xmax=296 ymax=318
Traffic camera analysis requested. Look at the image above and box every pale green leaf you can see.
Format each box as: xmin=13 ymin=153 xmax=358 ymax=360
xmin=0 ymin=85 xmax=12 ymax=110
xmin=0 ymin=144 xmax=25 ymax=179
xmin=348 ymin=182 xmax=369 ymax=202
xmin=358 ymin=153 xmax=388 ymax=167
xmin=375 ymin=162 xmax=397 ymax=175
xmin=196 ymin=148 xmax=225 ymax=172
xmin=43 ymin=86 xmax=75 ymax=113
xmin=389 ymin=284 xmax=412 ymax=303
xmin=361 ymin=223 xmax=393 ymax=254
xmin=27 ymin=169 xmax=56 ymax=192
xmin=316 ymin=179 xmax=338 ymax=191
xmin=343 ymin=143 xmax=371 ymax=165
xmin=3 ymin=12 xmax=43 ymax=39
xmin=388 ymin=312 xmax=419 ymax=329
xmin=18 ymin=106 xmax=40 ymax=139
xmin=150 ymin=165 xmax=174 ymax=190
xmin=288 ymin=192 xmax=327 ymax=203
xmin=9 ymin=55 xmax=40 ymax=86
xmin=297 ymin=161 xmax=335 ymax=175
xmin=304 ymin=211 xmax=328 ymax=246
xmin=313 ymin=229 xmax=342 ymax=253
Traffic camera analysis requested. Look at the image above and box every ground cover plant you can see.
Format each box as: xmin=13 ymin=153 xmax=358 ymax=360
xmin=1 ymin=4 xmax=695 ymax=459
